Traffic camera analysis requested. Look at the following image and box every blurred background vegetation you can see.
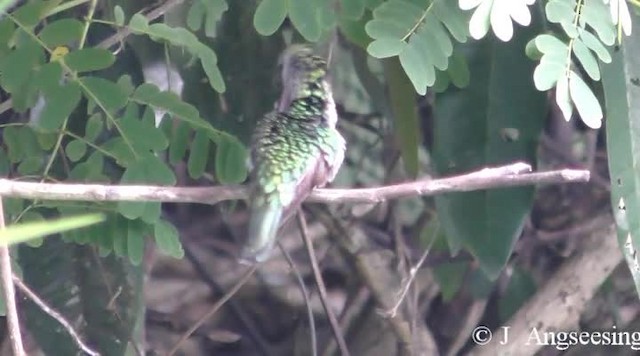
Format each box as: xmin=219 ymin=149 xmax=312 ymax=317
xmin=0 ymin=0 xmax=638 ymax=355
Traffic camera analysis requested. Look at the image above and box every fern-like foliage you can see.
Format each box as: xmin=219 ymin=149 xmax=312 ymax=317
xmin=460 ymin=0 xmax=536 ymax=41
xmin=364 ymin=0 xmax=469 ymax=94
xmin=253 ymin=0 xmax=336 ymax=41
xmin=0 ymin=2 xmax=250 ymax=263
xmin=186 ymin=0 xmax=228 ymax=38
xmin=528 ymin=0 xmax=631 ymax=129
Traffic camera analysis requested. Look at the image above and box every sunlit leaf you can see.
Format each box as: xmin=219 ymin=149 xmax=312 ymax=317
xmin=0 ymin=214 xmax=105 ymax=246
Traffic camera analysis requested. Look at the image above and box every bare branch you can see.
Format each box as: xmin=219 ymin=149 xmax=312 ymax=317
xmin=167 ymin=265 xmax=257 ymax=356
xmin=0 ymin=198 xmax=25 ymax=356
xmin=382 ymin=225 xmax=437 ymax=318
xmin=278 ymin=241 xmax=317 ymax=356
xmin=297 ymin=211 xmax=350 ymax=356
xmin=0 ymin=163 xmax=590 ymax=205
xmin=12 ymin=275 xmax=99 ymax=356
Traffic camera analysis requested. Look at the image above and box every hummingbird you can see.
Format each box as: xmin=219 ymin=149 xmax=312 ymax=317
xmin=240 ymin=45 xmax=346 ymax=264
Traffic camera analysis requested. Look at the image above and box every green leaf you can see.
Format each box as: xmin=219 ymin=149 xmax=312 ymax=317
xmin=187 ymin=1 xmax=205 ymax=30
xmin=169 ymin=121 xmax=191 ymax=165
xmin=0 ymin=147 xmax=10 ymax=175
xmin=532 ymin=34 xmax=568 ymax=91
xmin=568 ymin=70 xmax=602 ymax=129
xmin=365 ymin=0 xmax=468 ymax=93
xmin=111 ymin=215 xmax=128 ymax=257
xmin=433 ymin=19 xmax=546 ymax=278
xmin=85 ymin=113 xmax=103 ymax=141
xmin=143 ymin=153 xmax=176 ymax=185
xmin=467 ymin=0 xmax=492 ymax=40
xmin=65 ymin=140 xmax=86 ymax=162
xmin=154 ymin=220 xmax=184 ymax=258
xmin=35 ymin=62 xmax=63 ymax=95
xmin=555 ymin=73 xmax=573 ymax=120
xmin=572 ymin=39 xmax=600 ymax=81
xmin=0 ymin=20 xmax=13 ymax=58
xmin=17 ymin=156 xmax=43 ymax=175
xmin=114 ymin=5 xmax=125 ymax=26
xmin=126 ymin=220 xmax=147 ymax=265
xmin=101 ymin=137 xmax=135 ymax=167
xmin=201 ymin=0 xmax=228 ymax=38
xmin=118 ymin=163 xmax=147 ymax=220
xmin=339 ymin=15 xmax=372 ymax=48
xmin=399 ymin=44 xmax=433 ymax=94
xmin=38 ymin=19 xmax=83 ymax=47
xmin=69 ymin=151 xmax=106 ymax=182
xmin=129 ymin=13 xmax=149 ymax=31
xmin=37 ymin=82 xmax=82 ymax=131
xmin=341 ymin=0 xmax=365 ymax=19
xmin=0 ymin=42 xmax=44 ymax=111
xmin=12 ymin=1 xmax=47 ymax=28
xmin=80 ymin=77 xmax=128 ymax=114
xmin=20 ymin=211 xmax=44 ymax=247
xmin=3 ymin=127 xmax=22 ymax=163
xmin=579 ymin=30 xmax=611 ymax=63
xmin=433 ymin=262 xmax=467 ymax=301
xmin=116 ymin=74 xmax=135 ymax=97
xmin=580 ymin=0 xmax=615 ymax=46
xmin=119 ymin=108 xmax=168 ymax=154
xmin=63 ymin=48 xmax=115 ymax=73
xmin=498 ymin=267 xmax=536 ymax=322
xmin=128 ymin=18 xmax=225 ymax=92
xmin=215 ymin=135 xmax=248 ymax=184
xmin=117 ymin=153 xmax=176 ymax=219
xmin=254 ymin=0 xmax=287 ymax=35
xmin=36 ymin=132 xmax=57 ymax=151
xmin=140 ymin=202 xmax=161 ymax=224
xmin=602 ymin=22 xmax=640 ymax=297
xmin=131 ymin=83 xmax=220 ymax=137
xmin=0 ymin=214 xmax=105 ymax=246
xmin=447 ymin=50 xmax=470 ymax=88
xmin=545 ymin=0 xmax=574 ymax=24
xmin=367 ymin=38 xmax=406 ymax=58
xmin=384 ymin=58 xmax=419 ymax=176
xmin=4 ymin=126 xmax=41 ymax=163
xmin=188 ymin=130 xmax=209 ymax=179
xmin=289 ymin=0 xmax=322 ymax=41
xmin=194 ymin=44 xmax=226 ymax=93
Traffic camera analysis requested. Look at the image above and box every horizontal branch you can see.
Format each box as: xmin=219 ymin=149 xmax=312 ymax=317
xmin=0 ymin=163 xmax=590 ymax=205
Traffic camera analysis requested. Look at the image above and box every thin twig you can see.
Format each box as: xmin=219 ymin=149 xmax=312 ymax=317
xmin=167 ymin=264 xmax=257 ymax=356
xmin=382 ymin=224 xmax=438 ymax=318
xmin=296 ymin=211 xmax=350 ymax=356
xmin=0 ymin=198 xmax=25 ymax=356
xmin=312 ymin=207 xmax=437 ymax=355
xmin=12 ymin=274 xmax=99 ymax=356
xmin=321 ymin=287 xmax=369 ymax=356
xmin=182 ymin=242 xmax=274 ymax=356
xmin=0 ymin=163 xmax=590 ymax=205
xmin=278 ymin=241 xmax=317 ymax=356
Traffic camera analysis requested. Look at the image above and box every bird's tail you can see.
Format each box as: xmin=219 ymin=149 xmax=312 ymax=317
xmin=239 ymin=199 xmax=283 ymax=264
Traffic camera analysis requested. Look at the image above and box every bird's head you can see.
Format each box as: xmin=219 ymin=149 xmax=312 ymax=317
xmin=277 ymin=45 xmax=328 ymax=111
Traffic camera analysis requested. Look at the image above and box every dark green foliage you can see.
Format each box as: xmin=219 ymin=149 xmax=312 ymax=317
xmin=434 ymin=19 xmax=546 ymax=278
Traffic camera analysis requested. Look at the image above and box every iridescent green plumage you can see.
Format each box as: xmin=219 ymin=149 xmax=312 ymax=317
xmin=240 ymin=45 xmax=345 ymax=263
